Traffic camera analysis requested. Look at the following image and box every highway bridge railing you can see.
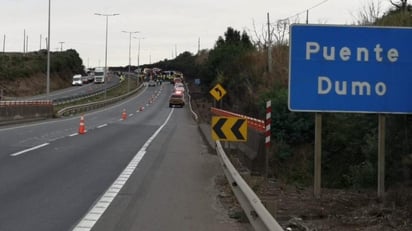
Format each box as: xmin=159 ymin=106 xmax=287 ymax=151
xmin=56 ymin=83 xmax=144 ymax=117
xmin=0 ymin=100 xmax=54 ymax=125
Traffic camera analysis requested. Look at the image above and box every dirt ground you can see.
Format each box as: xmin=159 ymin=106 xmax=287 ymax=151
xmin=215 ymin=152 xmax=412 ymax=231
xmin=188 ymin=83 xmax=412 ymax=231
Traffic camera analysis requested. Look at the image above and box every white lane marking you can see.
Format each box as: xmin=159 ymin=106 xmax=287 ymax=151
xmin=97 ymin=124 xmax=108 ymax=129
xmin=72 ymin=108 xmax=175 ymax=231
xmin=10 ymin=143 xmax=50 ymax=157
xmin=69 ymin=133 xmax=78 ymax=137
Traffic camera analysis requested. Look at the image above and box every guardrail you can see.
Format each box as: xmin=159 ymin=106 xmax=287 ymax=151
xmin=216 ymin=141 xmax=283 ymax=231
xmin=185 ymin=83 xmax=199 ymax=122
xmin=56 ymin=83 xmax=144 ymax=117
xmin=181 ymin=85 xmax=281 ymax=230
xmin=52 ymin=81 xmax=121 ymax=105
xmin=211 ymin=107 xmax=265 ymax=132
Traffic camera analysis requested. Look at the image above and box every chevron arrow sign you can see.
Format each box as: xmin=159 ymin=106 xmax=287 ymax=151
xmin=211 ymin=116 xmax=247 ymax=142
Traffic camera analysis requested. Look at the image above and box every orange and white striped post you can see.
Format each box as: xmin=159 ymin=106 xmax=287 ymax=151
xmin=265 ymin=100 xmax=271 ymax=178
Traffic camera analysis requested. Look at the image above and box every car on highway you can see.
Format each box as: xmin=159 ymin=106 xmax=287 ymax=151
xmin=81 ymin=75 xmax=89 ymax=84
xmin=174 ymin=86 xmax=185 ymax=93
xmin=148 ymin=80 xmax=156 ymax=87
xmin=72 ymin=74 xmax=83 ymax=86
xmin=172 ymin=77 xmax=183 ymax=85
xmin=169 ymin=92 xmax=185 ymax=107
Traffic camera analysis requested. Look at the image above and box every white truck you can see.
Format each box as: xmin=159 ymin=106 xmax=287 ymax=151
xmin=94 ymin=67 xmax=105 ymax=83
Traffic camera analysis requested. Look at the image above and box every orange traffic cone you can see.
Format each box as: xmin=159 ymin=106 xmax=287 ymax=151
xmin=122 ymin=109 xmax=127 ymax=120
xmin=79 ymin=115 xmax=86 ymax=134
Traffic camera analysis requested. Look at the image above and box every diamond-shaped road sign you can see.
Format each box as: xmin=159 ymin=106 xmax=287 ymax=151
xmin=209 ymin=83 xmax=227 ymax=101
xmin=211 ymin=116 xmax=247 ymax=142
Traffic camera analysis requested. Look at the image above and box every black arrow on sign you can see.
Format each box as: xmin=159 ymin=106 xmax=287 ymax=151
xmin=231 ymin=119 xmax=246 ymax=140
xmin=214 ymin=87 xmax=222 ymax=97
xmin=213 ymin=118 xmax=227 ymax=139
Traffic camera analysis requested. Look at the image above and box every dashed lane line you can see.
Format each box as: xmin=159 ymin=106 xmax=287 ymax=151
xmin=10 ymin=143 xmax=50 ymax=157
xmin=97 ymin=124 xmax=108 ymax=129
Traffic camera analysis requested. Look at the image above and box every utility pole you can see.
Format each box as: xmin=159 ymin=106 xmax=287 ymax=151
xmin=267 ymin=12 xmax=272 ymax=74
xmin=26 ymin=35 xmax=29 ymax=53
xmin=40 ymin=34 xmax=42 ymax=50
xmin=198 ymin=37 xmax=200 ymax=54
xmin=3 ymin=34 xmax=5 ymax=53
xmin=59 ymin=41 xmax=64 ymax=51
xmin=23 ymin=29 xmax=26 ymax=54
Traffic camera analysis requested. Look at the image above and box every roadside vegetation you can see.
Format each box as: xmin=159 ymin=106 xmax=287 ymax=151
xmin=146 ymin=1 xmax=412 ymax=194
xmin=0 ymin=49 xmax=84 ymax=96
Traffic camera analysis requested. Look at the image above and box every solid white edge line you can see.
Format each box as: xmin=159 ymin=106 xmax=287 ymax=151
xmin=10 ymin=143 xmax=50 ymax=157
xmin=71 ymin=108 xmax=174 ymax=231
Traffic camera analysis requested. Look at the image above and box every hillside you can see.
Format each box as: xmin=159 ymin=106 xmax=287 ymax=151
xmin=0 ymin=49 xmax=84 ymax=97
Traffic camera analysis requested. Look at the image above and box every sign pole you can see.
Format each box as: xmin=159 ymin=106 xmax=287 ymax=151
xmin=377 ymin=114 xmax=386 ymax=199
xmin=314 ymin=112 xmax=322 ymax=199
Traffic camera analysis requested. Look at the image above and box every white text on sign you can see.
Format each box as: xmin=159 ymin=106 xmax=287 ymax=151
xmin=305 ymin=42 xmax=399 ymax=63
xmin=305 ymin=41 xmax=400 ymax=97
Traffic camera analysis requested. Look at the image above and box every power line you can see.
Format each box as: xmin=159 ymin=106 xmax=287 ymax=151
xmin=281 ymin=0 xmax=330 ymax=21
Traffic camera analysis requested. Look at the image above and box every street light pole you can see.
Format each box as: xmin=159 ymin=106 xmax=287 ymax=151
xmin=122 ymin=31 xmax=139 ymax=92
xmin=95 ymin=13 xmax=119 ymax=99
xmin=134 ymin=37 xmax=144 ymax=68
xmin=46 ymin=0 xmax=51 ymax=98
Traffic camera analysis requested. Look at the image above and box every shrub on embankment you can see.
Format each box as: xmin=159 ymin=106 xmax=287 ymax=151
xmin=0 ymin=49 xmax=84 ymax=97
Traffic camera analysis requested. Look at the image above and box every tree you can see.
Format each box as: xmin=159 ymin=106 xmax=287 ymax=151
xmin=390 ymin=0 xmax=410 ymax=11
xmin=355 ymin=0 xmax=384 ymax=25
xmin=203 ymin=27 xmax=254 ymax=86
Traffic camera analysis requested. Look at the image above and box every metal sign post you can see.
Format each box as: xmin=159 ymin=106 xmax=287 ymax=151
xmin=378 ymin=114 xmax=386 ymax=198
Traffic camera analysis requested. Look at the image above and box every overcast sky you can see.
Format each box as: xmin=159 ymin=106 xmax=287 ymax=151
xmin=1 ymin=0 xmax=393 ymax=68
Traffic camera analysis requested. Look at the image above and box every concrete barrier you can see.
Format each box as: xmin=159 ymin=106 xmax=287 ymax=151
xmin=0 ymin=100 xmax=54 ymax=125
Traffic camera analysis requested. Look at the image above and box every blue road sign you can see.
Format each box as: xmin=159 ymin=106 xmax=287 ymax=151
xmin=289 ymin=24 xmax=412 ymax=114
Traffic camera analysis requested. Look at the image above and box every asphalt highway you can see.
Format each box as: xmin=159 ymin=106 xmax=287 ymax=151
xmin=0 ymin=82 xmax=249 ymax=231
